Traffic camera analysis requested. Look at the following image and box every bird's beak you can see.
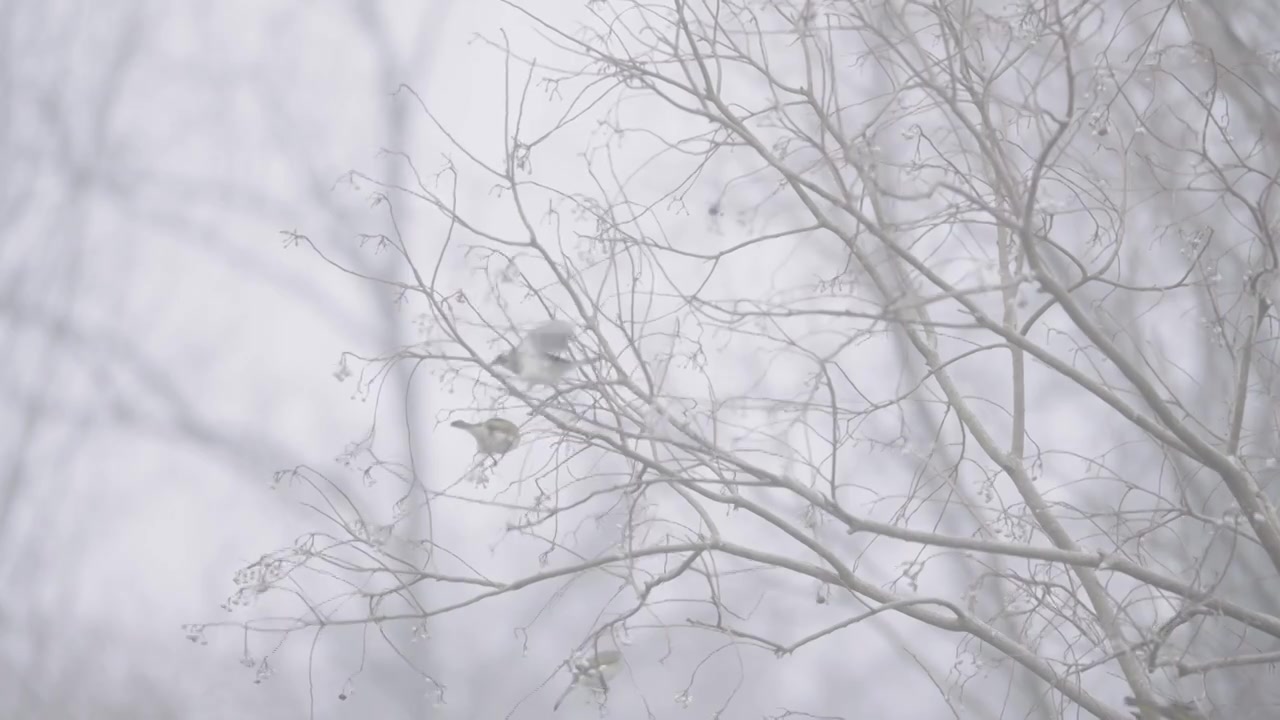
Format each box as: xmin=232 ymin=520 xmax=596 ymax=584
xmin=450 ymin=420 xmax=469 ymax=429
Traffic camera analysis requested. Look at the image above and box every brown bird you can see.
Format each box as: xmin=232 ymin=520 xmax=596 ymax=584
xmin=450 ymin=417 xmax=521 ymax=456
xmin=552 ymin=649 xmax=623 ymax=711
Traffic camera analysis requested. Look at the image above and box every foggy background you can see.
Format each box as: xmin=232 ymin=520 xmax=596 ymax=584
xmin=0 ymin=1 xmax=505 ymax=717
xmin=2 ymin=2 xmax=808 ymax=718
xmin=5 ymin=1 xmax=1280 ymax=719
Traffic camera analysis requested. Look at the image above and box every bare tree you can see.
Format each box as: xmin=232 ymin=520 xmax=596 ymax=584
xmin=209 ymin=1 xmax=1280 ymax=718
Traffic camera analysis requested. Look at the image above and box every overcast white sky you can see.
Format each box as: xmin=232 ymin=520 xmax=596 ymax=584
xmin=0 ymin=1 xmax=514 ymax=717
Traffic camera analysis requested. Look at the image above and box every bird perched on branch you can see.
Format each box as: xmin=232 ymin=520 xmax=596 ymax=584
xmin=492 ymin=319 xmax=590 ymax=385
xmin=450 ymin=417 xmax=521 ymax=457
xmin=552 ymin=648 xmax=624 ymax=711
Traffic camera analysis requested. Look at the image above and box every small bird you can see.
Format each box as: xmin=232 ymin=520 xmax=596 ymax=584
xmin=552 ymin=648 xmax=624 ymax=711
xmin=450 ymin=418 xmax=521 ymax=456
xmin=492 ymin=319 xmax=588 ymax=385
